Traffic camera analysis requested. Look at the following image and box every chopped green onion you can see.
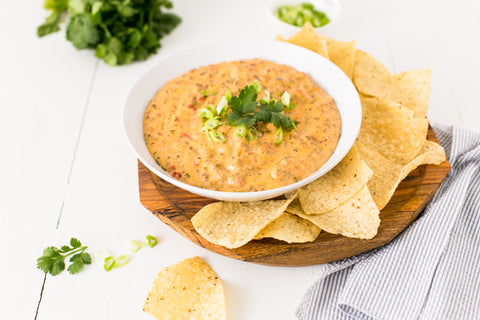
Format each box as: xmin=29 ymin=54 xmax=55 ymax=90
xmin=274 ymin=127 xmax=284 ymax=144
xmin=216 ymin=96 xmax=228 ymax=116
xmin=114 ymin=255 xmax=129 ymax=268
xmin=201 ymin=89 xmax=217 ymax=97
xmin=104 ymin=256 xmax=115 ymax=272
xmin=199 ymin=108 xmax=214 ymax=119
xmin=96 ymin=249 xmax=111 ymax=259
xmin=276 ymin=3 xmax=330 ymax=28
xmin=208 ymin=131 xmax=226 ymax=143
xmin=130 ymin=240 xmax=143 ymax=253
xmin=235 ymin=125 xmax=247 ymax=138
xmin=288 ymin=102 xmax=296 ymax=110
xmin=252 ymin=80 xmax=262 ymax=93
xmin=145 ymin=235 xmax=158 ymax=248
xmin=281 ymin=91 xmax=291 ymax=107
xmin=260 ymin=90 xmax=271 ymax=104
xmin=202 ymin=117 xmax=221 ymax=131
xmin=225 ymin=89 xmax=232 ymax=102
xmin=246 ymin=127 xmax=258 ymax=141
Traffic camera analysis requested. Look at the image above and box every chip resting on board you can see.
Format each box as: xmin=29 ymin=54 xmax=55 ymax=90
xmin=254 ymin=212 xmax=321 ymax=243
xmin=191 ymin=198 xmax=295 ymax=249
xmin=287 ymin=22 xmax=329 ymax=58
xmin=143 ymin=256 xmax=226 ymax=320
xmin=324 ymin=38 xmax=356 ymax=79
xmin=291 ymin=187 xmax=380 ymax=239
xmin=299 ymin=145 xmax=373 ymax=214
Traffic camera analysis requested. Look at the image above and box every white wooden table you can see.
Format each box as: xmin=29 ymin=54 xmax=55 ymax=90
xmin=1 ymin=0 xmax=479 ymax=319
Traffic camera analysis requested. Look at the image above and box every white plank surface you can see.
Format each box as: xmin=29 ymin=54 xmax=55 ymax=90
xmin=1 ymin=0 xmax=479 ymax=319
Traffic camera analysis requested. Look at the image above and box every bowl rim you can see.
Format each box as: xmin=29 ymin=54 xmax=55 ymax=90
xmin=123 ymin=39 xmax=361 ymax=201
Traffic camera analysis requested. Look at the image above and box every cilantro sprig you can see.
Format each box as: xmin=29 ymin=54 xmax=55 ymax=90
xmin=36 ymin=238 xmax=91 ymax=276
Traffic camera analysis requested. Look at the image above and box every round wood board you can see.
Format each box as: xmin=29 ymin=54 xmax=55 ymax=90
xmin=138 ymin=126 xmax=450 ymax=267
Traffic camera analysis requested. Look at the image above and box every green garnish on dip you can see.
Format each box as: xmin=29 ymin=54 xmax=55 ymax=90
xmin=276 ymin=3 xmax=330 ymax=28
xmin=198 ymin=81 xmax=297 ymax=144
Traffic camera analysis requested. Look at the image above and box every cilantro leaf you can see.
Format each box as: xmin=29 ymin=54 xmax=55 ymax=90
xmin=36 ymin=238 xmax=90 ymax=276
xmin=66 ymin=13 xmax=100 ymax=49
xmin=229 ymin=84 xmax=258 ymax=114
xmin=235 ymin=115 xmax=256 ymax=127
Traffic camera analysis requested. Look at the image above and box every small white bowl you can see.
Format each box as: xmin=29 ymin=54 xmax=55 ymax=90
xmin=123 ymin=40 xmax=361 ymax=202
xmin=267 ymin=0 xmax=341 ymax=38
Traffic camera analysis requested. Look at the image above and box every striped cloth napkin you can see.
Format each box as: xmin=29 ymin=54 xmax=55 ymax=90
xmin=296 ymin=125 xmax=480 ymax=320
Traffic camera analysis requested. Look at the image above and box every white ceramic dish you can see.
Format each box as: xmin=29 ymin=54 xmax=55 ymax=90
xmin=267 ymin=0 xmax=341 ymax=38
xmin=123 ymin=40 xmax=361 ymax=201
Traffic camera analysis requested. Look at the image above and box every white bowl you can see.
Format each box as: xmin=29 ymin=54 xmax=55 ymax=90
xmin=267 ymin=0 xmax=341 ymax=38
xmin=123 ymin=40 xmax=361 ymax=202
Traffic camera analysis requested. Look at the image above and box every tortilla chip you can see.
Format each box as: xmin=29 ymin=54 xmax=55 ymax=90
xmin=400 ymin=140 xmax=447 ymax=180
xmin=191 ymin=198 xmax=295 ymax=249
xmin=294 ymin=186 xmax=380 ymax=239
xmin=353 ymin=49 xmax=391 ymax=95
xmin=143 ymin=257 xmax=226 ymax=320
xmin=288 ymin=22 xmax=329 ymax=59
xmin=299 ymin=145 xmax=373 ymax=214
xmin=360 ymin=95 xmax=414 ymax=119
xmin=356 ymin=142 xmax=404 ymax=210
xmin=275 ymin=35 xmax=287 ymax=42
xmin=254 ymin=212 xmax=321 ymax=243
xmin=325 ymin=38 xmax=356 ymax=79
xmin=357 ymin=116 xmax=429 ymax=165
xmin=354 ymin=54 xmax=431 ymax=117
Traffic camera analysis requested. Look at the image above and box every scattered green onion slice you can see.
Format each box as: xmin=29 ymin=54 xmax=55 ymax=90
xmin=202 ymin=117 xmax=221 ymax=132
xmin=225 ymin=89 xmax=232 ymax=102
xmin=96 ymin=249 xmax=111 ymax=259
xmin=208 ymin=131 xmax=226 ymax=143
xmin=199 ymin=108 xmax=214 ymax=119
xmin=145 ymin=235 xmax=158 ymax=248
xmin=281 ymin=91 xmax=291 ymax=107
xmin=216 ymin=96 xmax=228 ymax=116
xmin=260 ymin=90 xmax=271 ymax=104
xmin=130 ymin=240 xmax=143 ymax=253
xmin=288 ymin=102 xmax=296 ymax=110
xmin=235 ymin=125 xmax=247 ymax=138
xmin=104 ymin=256 xmax=115 ymax=272
xmin=252 ymin=80 xmax=262 ymax=93
xmin=246 ymin=127 xmax=258 ymax=141
xmin=274 ymin=127 xmax=284 ymax=144
xmin=201 ymin=89 xmax=217 ymax=97
xmin=114 ymin=255 xmax=129 ymax=268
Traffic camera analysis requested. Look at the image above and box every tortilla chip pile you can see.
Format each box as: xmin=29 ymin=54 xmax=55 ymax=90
xmin=143 ymin=256 xmax=227 ymax=320
xmin=191 ymin=22 xmax=446 ymax=249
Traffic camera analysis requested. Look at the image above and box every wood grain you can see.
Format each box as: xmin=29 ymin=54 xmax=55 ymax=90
xmin=138 ymin=127 xmax=450 ymax=266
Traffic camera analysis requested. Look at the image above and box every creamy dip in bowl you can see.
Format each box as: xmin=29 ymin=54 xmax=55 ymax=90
xmin=124 ymin=40 xmax=361 ymax=201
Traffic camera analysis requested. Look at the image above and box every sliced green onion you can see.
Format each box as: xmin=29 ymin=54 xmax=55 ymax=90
xmin=199 ymin=108 xmax=214 ymax=119
xmin=130 ymin=240 xmax=143 ymax=253
xmin=114 ymin=255 xmax=129 ymax=268
xmin=225 ymin=89 xmax=232 ymax=102
xmin=216 ymin=96 xmax=228 ymax=116
xmin=246 ymin=127 xmax=258 ymax=141
xmin=276 ymin=3 xmax=330 ymax=27
xmin=104 ymin=256 xmax=115 ymax=272
xmin=235 ymin=125 xmax=247 ymax=138
xmin=274 ymin=127 xmax=284 ymax=144
xmin=96 ymin=249 xmax=111 ymax=259
xmin=260 ymin=90 xmax=271 ymax=104
xmin=281 ymin=91 xmax=291 ymax=107
xmin=145 ymin=235 xmax=158 ymax=248
xmin=201 ymin=89 xmax=217 ymax=97
xmin=251 ymin=80 xmax=262 ymax=93
xmin=288 ymin=102 xmax=296 ymax=110
xmin=202 ymin=117 xmax=221 ymax=131
xmin=208 ymin=131 xmax=226 ymax=143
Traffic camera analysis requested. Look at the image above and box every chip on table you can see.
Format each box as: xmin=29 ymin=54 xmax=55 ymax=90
xmin=143 ymin=256 xmax=226 ymax=320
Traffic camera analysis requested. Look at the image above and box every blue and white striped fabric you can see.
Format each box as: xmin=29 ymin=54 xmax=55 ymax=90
xmin=296 ymin=125 xmax=480 ymax=320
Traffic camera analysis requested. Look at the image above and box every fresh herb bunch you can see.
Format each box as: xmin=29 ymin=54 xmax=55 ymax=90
xmin=37 ymin=0 xmax=181 ymax=66
xmin=37 ymin=238 xmax=92 ymax=276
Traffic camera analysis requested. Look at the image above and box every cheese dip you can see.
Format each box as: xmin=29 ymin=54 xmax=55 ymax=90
xmin=143 ymin=59 xmax=341 ymax=192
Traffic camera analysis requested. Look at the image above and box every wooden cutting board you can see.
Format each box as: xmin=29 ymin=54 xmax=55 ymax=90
xmin=138 ymin=127 xmax=450 ymax=267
